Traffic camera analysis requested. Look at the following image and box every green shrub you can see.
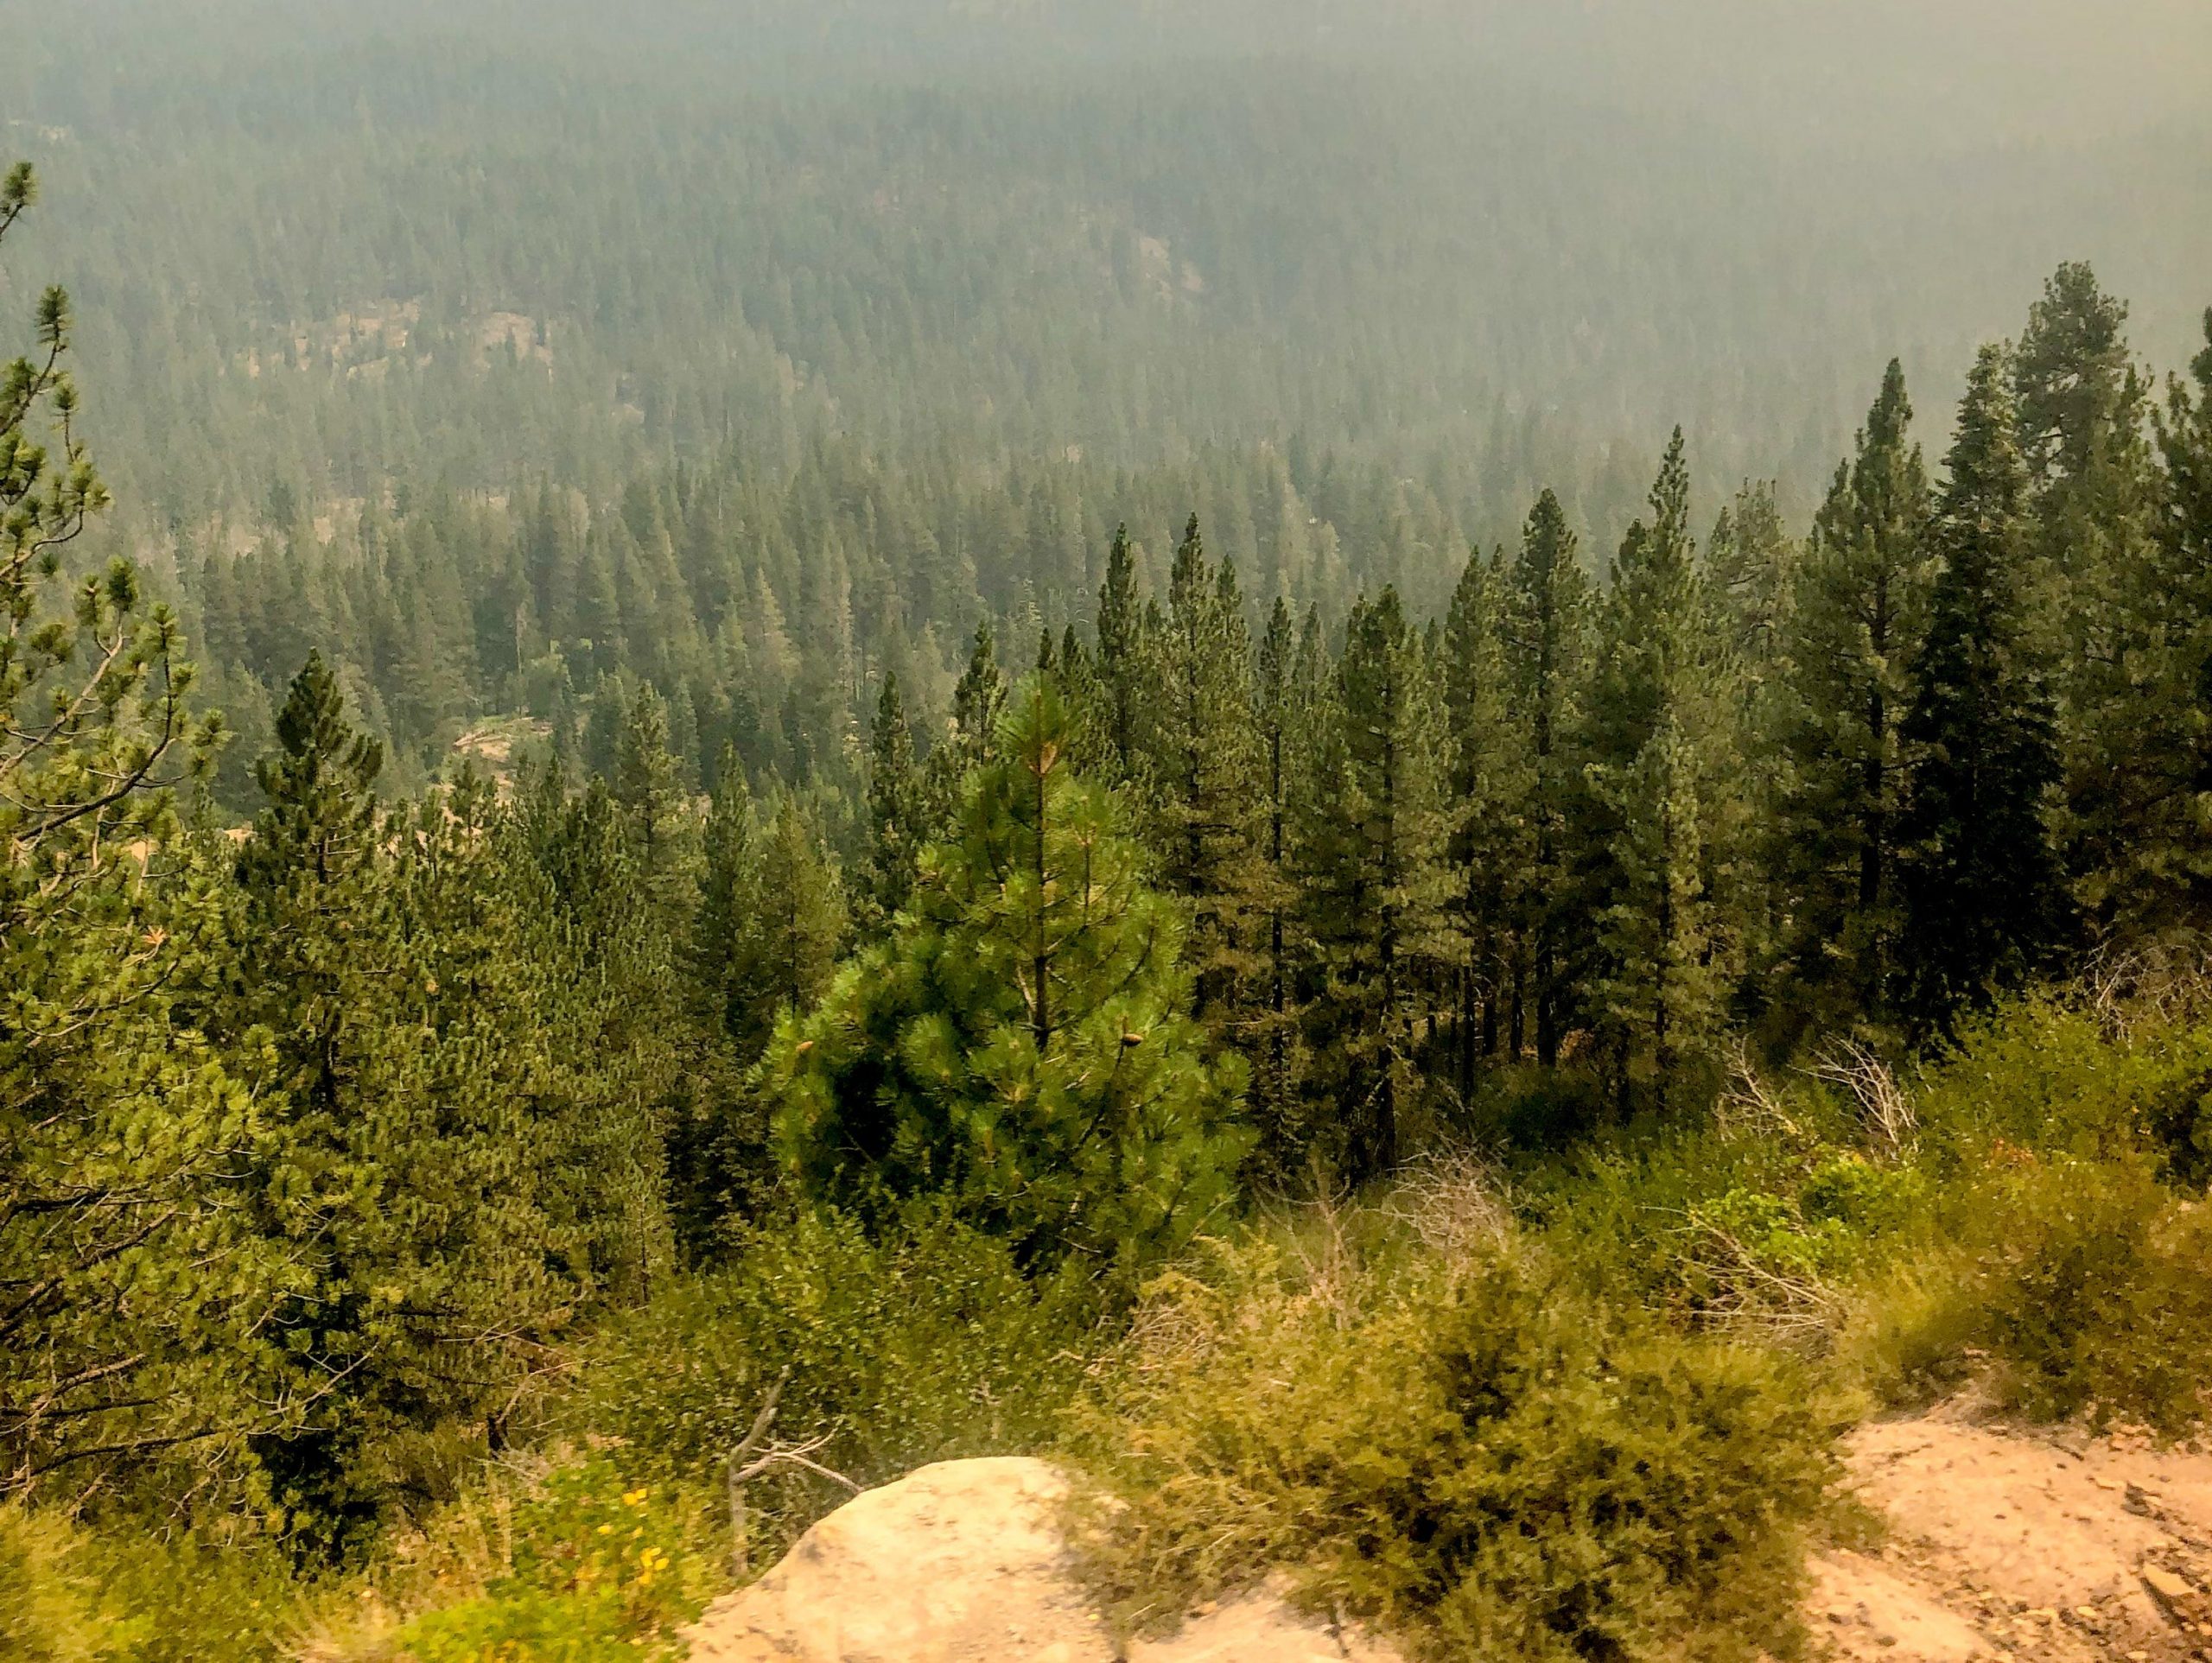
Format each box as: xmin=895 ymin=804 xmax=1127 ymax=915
xmin=1827 ymin=1253 xmax=1985 ymax=1411
xmin=1916 ymin=990 xmax=2212 ymax=1179
xmin=386 ymin=1462 xmax=720 ymax=1663
xmin=0 ymin=1507 xmax=109 ymax=1663
xmin=1688 ymin=1187 xmax=1854 ymax=1280
xmin=1975 ymin=1161 xmax=2212 ymax=1431
xmin=0 ymin=1509 xmax=310 ymax=1663
xmin=1071 ymin=1209 xmax=1847 ymax=1663
xmin=573 ymin=1208 xmax=1099 ymax=1559
xmin=1821 ymin=1153 xmax=2212 ymax=1430
xmin=2137 ymin=1059 xmax=2212 ymax=1187
xmin=1800 ymin=1154 xmax=1923 ymax=1234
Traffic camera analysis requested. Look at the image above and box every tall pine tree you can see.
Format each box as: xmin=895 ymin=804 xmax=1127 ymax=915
xmin=1580 ymin=435 xmax=1746 ymax=1112
xmin=1300 ymin=587 xmax=1453 ymax=1177
xmin=1138 ymin=517 xmax=1265 ymax=1030
xmin=1774 ymin=362 xmax=1932 ymax=1029
xmin=1501 ymin=490 xmax=1593 ymax=1070
xmin=1443 ymin=546 xmax=1527 ymax=1095
xmin=1897 ymin=346 xmax=2069 ymax=1034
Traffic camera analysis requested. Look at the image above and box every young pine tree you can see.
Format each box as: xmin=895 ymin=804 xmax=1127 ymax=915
xmin=1897 ymin=346 xmax=2069 ymax=1036
xmin=924 ymin=618 xmax=1008 ymax=834
xmin=691 ymin=767 xmax=844 ymax=1060
xmin=768 ymin=676 xmax=1249 ymax=1277
xmin=861 ymin=672 xmax=925 ymax=934
xmin=613 ymin=679 xmax=697 ymax=915
xmin=1092 ymin=522 xmax=1146 ymax=783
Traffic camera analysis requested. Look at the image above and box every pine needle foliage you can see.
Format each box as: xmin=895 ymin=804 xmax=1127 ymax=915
xmin=768 ymin=675 xmax=1250 ymax=1276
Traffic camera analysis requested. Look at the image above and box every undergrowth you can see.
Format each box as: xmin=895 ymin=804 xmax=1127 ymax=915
xmin=10 ymin=980 xmax=2211 ymax=1660
xmin=1069 ymin=1165 xmax=1852 ymax=1663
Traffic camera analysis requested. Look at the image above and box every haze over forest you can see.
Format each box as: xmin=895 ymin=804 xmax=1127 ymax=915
xmin=5 ymin=0 xmax=2209 ymax=800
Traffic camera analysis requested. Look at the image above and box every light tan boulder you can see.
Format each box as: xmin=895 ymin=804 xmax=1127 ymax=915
xmin=682 ymin=1456 xmax=1401 ymax=1663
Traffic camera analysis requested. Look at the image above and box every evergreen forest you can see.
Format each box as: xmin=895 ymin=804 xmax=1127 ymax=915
xmin=5 ymin=4 xmax=2212 ymax=1659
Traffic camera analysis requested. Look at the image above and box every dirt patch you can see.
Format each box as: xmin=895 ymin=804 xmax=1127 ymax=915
xmin=1820 ymin=1403 xmax=2212 ymax=1663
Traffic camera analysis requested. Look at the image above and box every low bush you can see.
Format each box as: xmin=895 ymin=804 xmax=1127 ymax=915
xmin=572 ymin=1207 xmax=1100 ymax=1560
xmin=0 ymin=1508 xmax=309 ymax=1663
xmin=1915 ymin=991 xmax=2212 ymax=1180
xmin=1071 ymin=1188 xmax=1849 ymax=1663
xmin=1971 ymin=1159 xmax=2212 ymax=1431
xmin=0 ymin=1507 xmax=106 ymax=1663
xmin=372 ymin=1462 xmax=722 ymax=1663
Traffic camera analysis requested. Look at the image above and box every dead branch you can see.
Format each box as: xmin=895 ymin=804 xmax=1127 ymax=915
xmin=1806 ymin=1038 xmax=1915 ymax=1160
xmin=725 ymin=1366 xmax=861 ymax=1581
xmin=1715 ymin=1038 xmax=1803 ymax=1143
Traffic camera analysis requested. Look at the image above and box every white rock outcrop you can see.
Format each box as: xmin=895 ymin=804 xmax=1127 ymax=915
xmin=683 ymin=1456 xmax=1402 ymax=1663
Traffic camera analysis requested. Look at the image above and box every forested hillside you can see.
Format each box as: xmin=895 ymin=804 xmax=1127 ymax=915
xmin=6 ymin=4 xmax=2212 ymax=1660
xmin=4 ymin=0 xmax=2209 ymax=801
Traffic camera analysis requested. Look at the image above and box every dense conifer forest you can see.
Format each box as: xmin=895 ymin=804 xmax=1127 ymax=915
xmin=5 ymin=3 xmax=2212 ymax=1658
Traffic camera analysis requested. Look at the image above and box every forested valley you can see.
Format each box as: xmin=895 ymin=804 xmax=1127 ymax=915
xmin=6 ymin=3 xmax=2212 ymax=1659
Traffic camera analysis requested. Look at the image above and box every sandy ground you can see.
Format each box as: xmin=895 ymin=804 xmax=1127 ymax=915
xmin=1815 ymin=1402 xmax=2212 ymax=1663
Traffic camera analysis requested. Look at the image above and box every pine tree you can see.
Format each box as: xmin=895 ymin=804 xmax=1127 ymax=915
xmin=2012 ymin=265 xmax=2172 ymax=936
xmin=1580 ymin=434 xmax=1745 ymax=1112
xmin=1300 ymin=587 xmax=1453 ymax=1177
xmin=3 ymin=159 xmax=204 ymax=870
xmin=692 ymin=750 xmax=761 ymax=1039
xmin=1139 ymin=517 xmax=1265 ymax=1027
xmin=230 ymin=653 xmax=415 ymax=1546
xmin=1897 ymin=346 xmax=2069 ymax=1035
xmin=1442 ymin=546 xmax=1527 ymax=1096
xmin=504 ymin=763 xmax=681 ymax=1298
xmin=768 ymin=676 xmax=1249 ymax=1275
xmin=1092 ymin=522 xmax=1145 ymax=782
xmin=612 ymin=680 xmax=695 ymax=911
xmin=924 ymin=618 xmax=1007 ymax=832
xmin=2016 ymin=263 xmax=2144 ymax=512
xmin=734 ymin=791 xmax=848 ymax=1050
xmin=1501 ymin=490 xmax=1592 ymax=1070
xmin=2 ymin=166 xmax=238 ymax=1493
xmin=861 ymin=672 xmax=925 ymax=933
xmin=379 ymin=771 xmax=614 ymax=1454
xmin=239 ymin=653 xmax=383 ymax=892
xmin=2124 ymin=310 xmax=2212 ymax=935
xmin=1245 ymin=596 xmax=1311 ymax=1171
xmin=1774 ymin=362 xmax=1932 ymax=1028
xmin=1707 ymin=479 xmax=1796 ymax=665
xmin=1596 ymin=710 xmax=1732 ymax=1107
